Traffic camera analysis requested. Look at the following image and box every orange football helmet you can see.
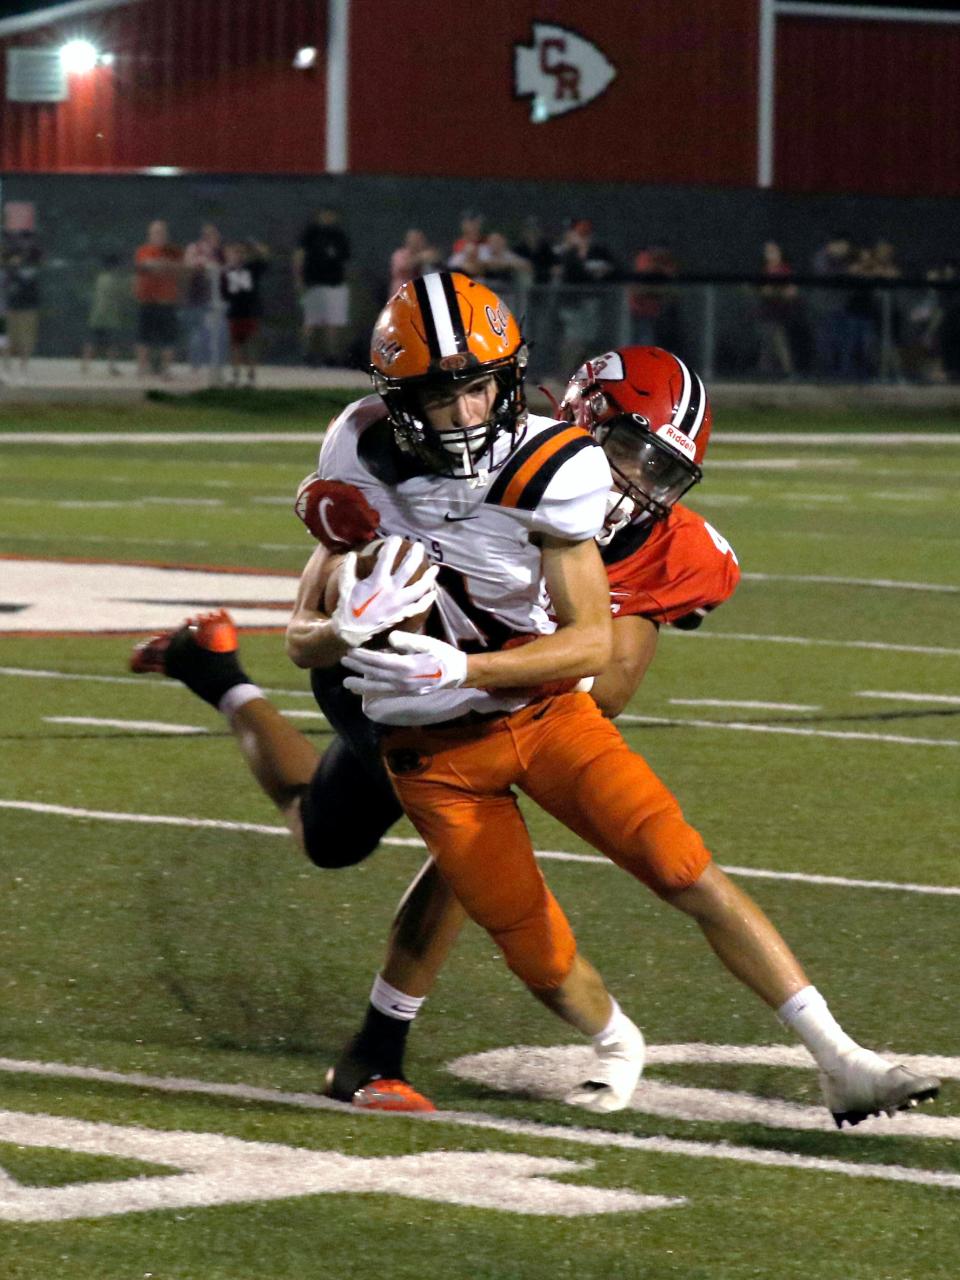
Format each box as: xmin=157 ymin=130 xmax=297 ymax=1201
xmin=370 ymin=271 xmax=528 ymax=478
xmin=560 ymin=346 xmax=711 ymax=530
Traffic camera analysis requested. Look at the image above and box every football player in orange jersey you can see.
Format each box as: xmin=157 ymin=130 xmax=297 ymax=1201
xmin=132 ymin=274 xmax=938 ymax=1127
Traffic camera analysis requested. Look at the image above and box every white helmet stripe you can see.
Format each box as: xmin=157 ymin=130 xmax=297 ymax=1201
xmin=686 ymin=373 xmax=707 ymax=439
xmin=422 ymin=272 xmax=460 ymax=358
xmin=671 ymin=355 xmax=706 ymax=440
xmin=672 ymin=354 xmax=693 ymax=427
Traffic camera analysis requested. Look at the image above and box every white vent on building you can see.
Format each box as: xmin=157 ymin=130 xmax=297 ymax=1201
xmin=6 ymin=48 xmax=68 ymax=103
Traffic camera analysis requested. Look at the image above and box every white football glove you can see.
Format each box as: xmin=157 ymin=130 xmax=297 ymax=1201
xmin=342 ymin=631 xmax=468 ymax=696
xmin=330 ymin=535 xmax=438 ymax=649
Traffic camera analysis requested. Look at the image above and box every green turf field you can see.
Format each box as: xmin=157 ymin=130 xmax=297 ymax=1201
xmin=1 ymin=398 xmax=958 ymax=1279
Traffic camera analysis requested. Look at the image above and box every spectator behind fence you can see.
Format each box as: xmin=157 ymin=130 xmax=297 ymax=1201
xmin=388 ymin=229 xmax=441 ymax=298
xmin=870 ymin=239 xmax=904 ymax=382
xmin=82 ymin=252 xmax=127 ymax=376
xmin=449 ymin=210 xmax=486 ymax=257
xmin=183 ymin=223 xmax=225 ymax=370
xmin=554 ymin=219 xmax=618 ymax=371
xmin=810 ymin=233 xmax=855 ymax=378
xmin=756 ymin=241 xmax=797 ymax=378
xmin=845 ymin=247 xmax=882 ymax=381
xmin=221 ymin=240 xmax=270 ymax=389
xmin=477 ymin=232 xmax=532 ymax=286
xmin=134 ymin=220 xmax=183 ymax=378
xmin=630 ymin=242 xmax=679 ymax=348
xmin=2 ymin=227 xmax=43 ymax=382
xmin=513 ymin=215 xmax=557 ymax=284
xmin=293 ymin=206 xmax=351 ymax=367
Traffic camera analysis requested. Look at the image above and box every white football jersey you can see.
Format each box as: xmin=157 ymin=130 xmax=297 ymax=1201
xmin=318 ymin=394 xmax=611 ymax=725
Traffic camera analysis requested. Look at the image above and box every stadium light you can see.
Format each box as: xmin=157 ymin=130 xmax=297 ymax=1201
xmin=293 ymin=46 xmax=318 ymax=69
xmin=59 ymin=39 xmax=99 ymax=74
xmin=99 ymin=52 xmax=115 ymax=68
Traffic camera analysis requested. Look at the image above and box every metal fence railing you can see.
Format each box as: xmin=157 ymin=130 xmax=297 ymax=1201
xmin=3 ymin=258 xmax=959 ymax=387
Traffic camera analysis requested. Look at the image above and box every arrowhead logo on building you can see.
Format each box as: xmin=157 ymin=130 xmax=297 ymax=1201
xmin=514 ymin=23 xmax=617 ymax=123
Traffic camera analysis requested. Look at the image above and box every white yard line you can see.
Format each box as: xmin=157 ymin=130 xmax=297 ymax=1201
xmin=741 ymin=572 xmax=960 ymax=594
xmin=0 ymin=432 xmax=324 ymax=444
xmin=618 ymin=713 xmax=958 ymax=748
xmin=857 ymin=690 xmax=960 ymax=705
xmin=707 ymin=458 xmax=859 ymax=469
xmin=43 ymin=716 xmax=209 ymax=735
xmin=669 ymin=631 xmax=960 ymax=658
xmin=718 ymin=433 xmax=960 ymax=445
xmin=668 ymin=698 xmax=819 ymax=712
xmin=0 ymin=667 xmax=317 ymax=699
xmin=4 ymin=431 xmax=960 ymax=445
xmin=2 ymin=799 xmax=957 ymax=896
xmin=0 ymin=1055 xmax=954 ymax=1193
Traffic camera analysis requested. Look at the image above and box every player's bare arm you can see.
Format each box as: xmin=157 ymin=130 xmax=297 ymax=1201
xmin=464 ymin=534 xmax=612 ymax=689
xmin=284 ymin=543 xmax=349 ymax=669
xmin=590 ymin=615 xmax=659 ymax=717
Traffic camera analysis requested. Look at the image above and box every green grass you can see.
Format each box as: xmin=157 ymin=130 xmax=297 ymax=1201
xmin=0 ymin=405 xmax=958 ymax=1278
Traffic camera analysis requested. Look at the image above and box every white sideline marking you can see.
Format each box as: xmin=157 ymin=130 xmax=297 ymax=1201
xmin=619 ymin=713 xmax=958 ymax=748
xmin=668 ymin=698 xmax=819 ymax=712
xmin=742 ymin=572 xmax=960 ymax=594
xmin=0 ymin=1053 xmax=954 ymax=1194
xmin=2 ymin=799 xmax=958 ymax=896
xmin=44 ymin=716 xmax=208 ymax=735
xmin=669 ymin=631 xmax=960 ymax=658
xmin=857 ymin=690 xmax=960 ymax=706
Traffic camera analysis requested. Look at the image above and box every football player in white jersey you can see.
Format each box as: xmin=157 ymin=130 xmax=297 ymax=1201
xmin=132 ymin=277 xmax=939 ymax=1126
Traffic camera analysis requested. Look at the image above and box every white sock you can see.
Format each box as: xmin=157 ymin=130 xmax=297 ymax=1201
xmin=217 ymin=683 xmax=264 ymax=719
xmin=592 ymin=998 xmax=632 ymax=1047
xmin=370 ymin=973 xmax=425 ymax=1023
xmin=777 ymin=985 xmax=860 ymax=1070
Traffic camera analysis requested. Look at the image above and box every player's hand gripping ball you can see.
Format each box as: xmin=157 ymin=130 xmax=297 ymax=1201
xmin=327 ymin=534 xmax=438 ymax=649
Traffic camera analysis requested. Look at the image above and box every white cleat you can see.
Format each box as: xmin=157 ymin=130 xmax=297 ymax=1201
xmin=820 ymin=1048 xmax=940 ymax=1129
xmin=565 ymin=1019 xmax=645 ymax=1114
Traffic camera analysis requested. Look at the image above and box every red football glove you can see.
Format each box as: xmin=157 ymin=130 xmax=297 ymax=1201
xmin=294 ymin=475 xmax=381 ymax=551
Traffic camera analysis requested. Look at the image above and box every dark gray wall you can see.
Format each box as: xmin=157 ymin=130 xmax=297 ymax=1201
xmin=5 ymin=171 xmax=960 ymax=361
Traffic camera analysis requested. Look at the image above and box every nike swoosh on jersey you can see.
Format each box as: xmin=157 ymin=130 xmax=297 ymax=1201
xmin=443 ymin=512 xmax=479 ymax=522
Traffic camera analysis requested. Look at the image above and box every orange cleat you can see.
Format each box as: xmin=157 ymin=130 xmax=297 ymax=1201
xmin=130 ymin=610 xmax=245 ymax=707
xmin=130 ymin=609 xmax=238 ymax=674
xmin=347 ymin=1078 xmax=437 ymax=1113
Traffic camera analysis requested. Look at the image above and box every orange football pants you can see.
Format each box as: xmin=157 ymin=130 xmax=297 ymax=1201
xmin=381 ymin=692 xmax=711 ymax=991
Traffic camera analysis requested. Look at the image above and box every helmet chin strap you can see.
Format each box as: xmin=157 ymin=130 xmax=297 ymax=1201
xmin=596 ymin=490 xmax=639 ymax=545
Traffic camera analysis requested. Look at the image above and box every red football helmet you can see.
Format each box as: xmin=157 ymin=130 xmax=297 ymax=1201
xmin=560 ymin=346 xmax=711 ymax=529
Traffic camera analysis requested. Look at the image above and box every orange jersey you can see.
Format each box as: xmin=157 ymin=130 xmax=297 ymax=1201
xmin=601 ymin=503 xmax=740 ymax=629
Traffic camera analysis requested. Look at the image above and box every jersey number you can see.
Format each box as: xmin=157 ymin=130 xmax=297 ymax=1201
xmin=704 ymin=522 xmax=739 ymax=565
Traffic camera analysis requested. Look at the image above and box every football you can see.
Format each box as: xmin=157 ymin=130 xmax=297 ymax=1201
xmin=324 ymin=536 xmax=435 ymax=644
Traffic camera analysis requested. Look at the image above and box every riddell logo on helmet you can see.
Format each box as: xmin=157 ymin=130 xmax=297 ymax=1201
xmin=656 ymin=424 xmax=696 ymax=460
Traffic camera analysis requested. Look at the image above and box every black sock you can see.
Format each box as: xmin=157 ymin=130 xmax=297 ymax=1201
xmin=164 ymin=628 xmax=250 ymax=709
xmin=328 ymin=1005 xmax=411 ymax=1099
